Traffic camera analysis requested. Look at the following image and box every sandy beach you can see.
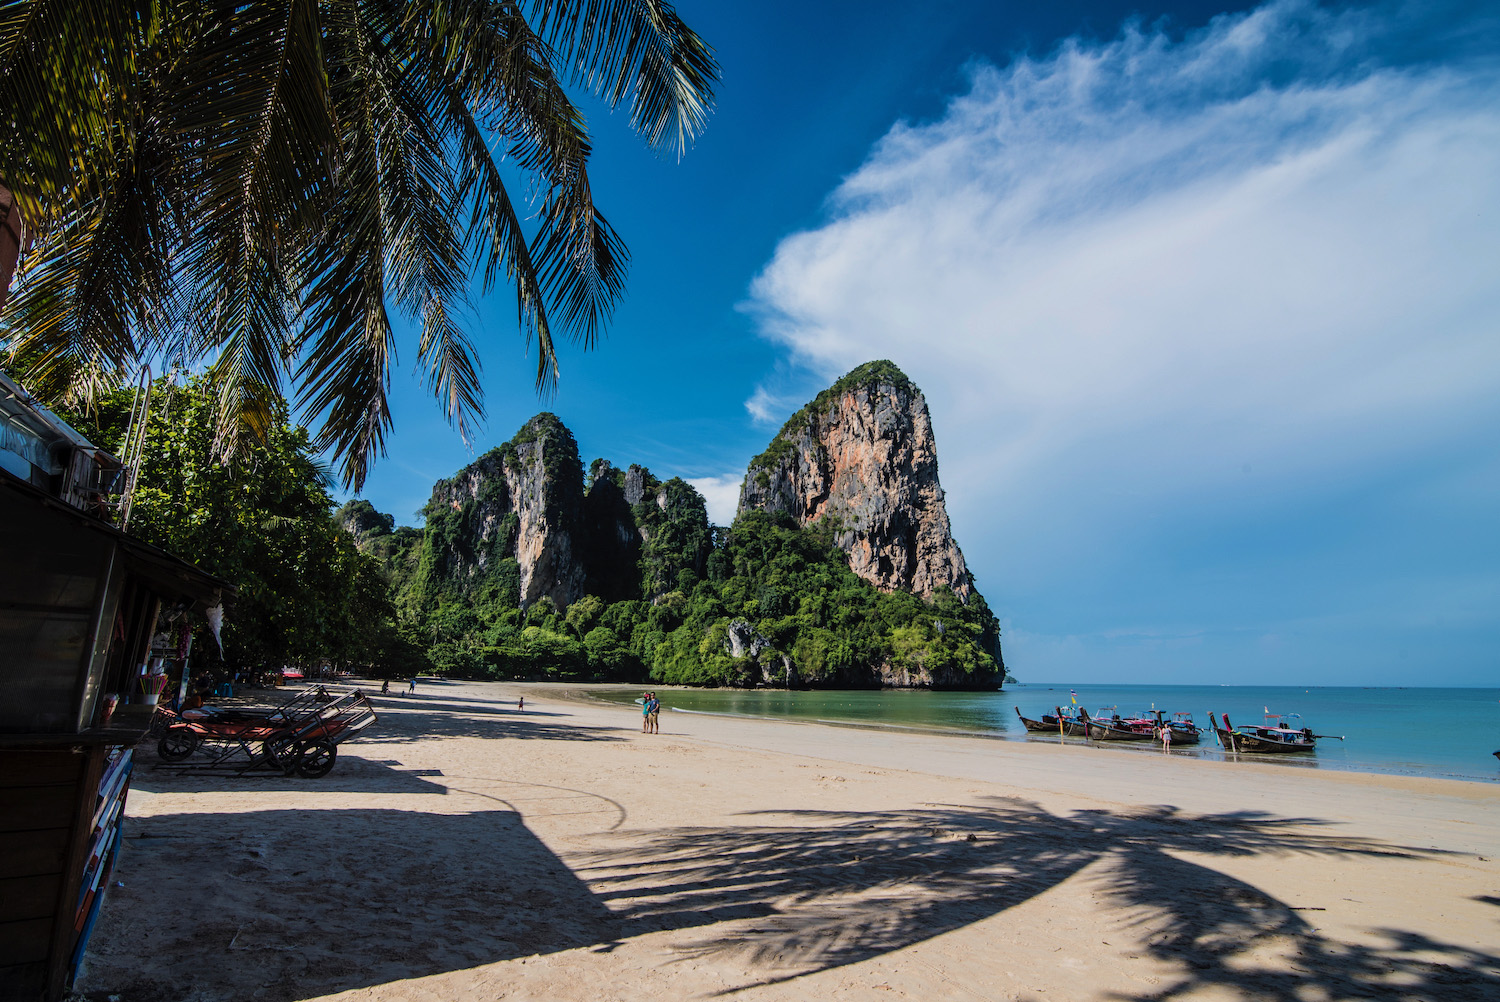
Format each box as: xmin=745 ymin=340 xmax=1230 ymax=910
xmin=76 ymin=680 xmax=1500 ymax=1002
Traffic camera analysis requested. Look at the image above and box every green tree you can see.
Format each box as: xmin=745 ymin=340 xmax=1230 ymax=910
xmin=0 ymin=0 xmax=718 ymax=487
xmin=64 ymin=377 xmax=407 ymax=670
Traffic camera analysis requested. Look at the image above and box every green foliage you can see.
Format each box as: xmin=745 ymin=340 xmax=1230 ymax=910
xmin=634 ymin=477 xmax=713 ymax=599
xmin=355 ymin=404 xmax=1001 ymax=689
xmin=61 ymin=377 xmax=412 ymax=672
xmin=1 ymin=0 xmax=719 ymax=489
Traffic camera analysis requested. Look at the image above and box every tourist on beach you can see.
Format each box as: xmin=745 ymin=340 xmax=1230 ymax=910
xmin=642 ymin=692 xmax=652 ymax=732
xmin=1160 ymin=723 xmax=1173 ymax=750
xmin=649 ymin=693 xmax=661 ymax=734
xmin=408 ymin=677 xmax=417 ymax=694
xmin=518 ymin=696 xmax=524 ymax=710
xmin=381 ymin=679 xmax=389 ymax=695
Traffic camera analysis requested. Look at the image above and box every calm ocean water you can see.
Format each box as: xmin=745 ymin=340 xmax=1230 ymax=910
xmin=588 ymin=682 xmax=1500 ymax=783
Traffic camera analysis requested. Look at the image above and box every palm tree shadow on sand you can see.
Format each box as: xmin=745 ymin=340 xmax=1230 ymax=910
xmin=572 ymin=797 xmax=1500 ymax=999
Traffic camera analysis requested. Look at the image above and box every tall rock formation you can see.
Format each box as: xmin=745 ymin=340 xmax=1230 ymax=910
xmin=421 ymin=413 xmax=587 ymax=609
xmin=738 ymin=361 xmax=973 ymax=602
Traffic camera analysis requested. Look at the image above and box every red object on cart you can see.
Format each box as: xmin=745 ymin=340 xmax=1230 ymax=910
xmin=153 ymin=686 xmax=376 ymax=778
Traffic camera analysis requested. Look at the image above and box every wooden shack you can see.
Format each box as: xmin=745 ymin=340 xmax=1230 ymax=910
xmin=0 ymin=373 xmax=225 ymax=1001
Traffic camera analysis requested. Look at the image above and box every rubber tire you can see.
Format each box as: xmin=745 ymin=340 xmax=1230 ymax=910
xmin=157 ymin=728 xmax=200 ymax=762
xmin=296 ymin=740 xmax=337 ymax=779
xmin=265 ymin=737 xmax=301 ymax=775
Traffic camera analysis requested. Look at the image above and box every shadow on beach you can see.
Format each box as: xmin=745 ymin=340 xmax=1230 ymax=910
xmin=78 ymin=807 xmax=620 ymax=1002
xmin=81 ymin=689 xmax=1498 ymax=1001
xmin=577 ymin=798 xmax=1500 ymax=999
xmin=359 ymin=691 xmax=625 ymax=745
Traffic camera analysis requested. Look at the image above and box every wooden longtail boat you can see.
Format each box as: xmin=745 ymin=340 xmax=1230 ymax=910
xmin=1209 ymin=712 xmax=1337 ymax=753
xmin=1082 ymin=707 xmax=1156 ymax=742
xmin=1014 ymin=706 xmax=1088 ymax=736
xmin=1149 ymin=710 xmax=1203 ymax=746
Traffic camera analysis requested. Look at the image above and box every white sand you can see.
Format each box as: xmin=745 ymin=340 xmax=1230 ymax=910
xmin=79 ymin=680 xmax=1500 ymax=1001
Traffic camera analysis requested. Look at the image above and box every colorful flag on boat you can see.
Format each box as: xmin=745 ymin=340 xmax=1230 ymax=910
xmin=1069 ymin=689 xmax=1078 ymax=705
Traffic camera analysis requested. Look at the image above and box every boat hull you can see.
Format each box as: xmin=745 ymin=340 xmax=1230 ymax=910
xmin=1087 ymin=723 xmax=1155 ymax=742
xmin=1015 ymin=707 xmax=1087 ymax=737
xmin=1216 ymin=730 xmax=1316 ymax=753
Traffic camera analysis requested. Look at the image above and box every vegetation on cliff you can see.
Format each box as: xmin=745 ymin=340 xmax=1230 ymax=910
xmin=356 ymin=400 xmax=1004 ymax=689
xmin=747 ymin=359 xmax=918 ymax=475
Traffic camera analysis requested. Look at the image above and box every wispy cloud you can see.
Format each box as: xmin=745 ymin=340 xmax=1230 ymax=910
xmin=746 ymin=0 xmax=1500 ymax=682
xmin=686 ymin=473 xmax=744 ymax=526
xmin=744 ymin=385 xmax=791 ymax=424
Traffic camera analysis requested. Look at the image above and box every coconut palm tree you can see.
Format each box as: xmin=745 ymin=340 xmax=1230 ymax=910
xmin=0 ymin=0 xmax=717 ymax=487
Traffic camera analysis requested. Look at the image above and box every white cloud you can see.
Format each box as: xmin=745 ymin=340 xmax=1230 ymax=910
xmin=687 ymin=473 xmax=744 ymax=527
xmin=743 ymin=385 xmax=790 ymax=424
xmin=745 ymin=0 xmax=1500 ymax=681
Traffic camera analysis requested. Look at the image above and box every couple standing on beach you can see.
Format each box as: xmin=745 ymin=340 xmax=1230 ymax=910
xmin=641 ymin=692 xmax=660 ymax=734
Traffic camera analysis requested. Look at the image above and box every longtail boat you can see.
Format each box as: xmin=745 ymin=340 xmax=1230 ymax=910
xmin=1014 ymin=705 xmax=1087 ymax=736
xmin=1149 ymin=710 xmax=1203 ymax=746
xmin=1082 ymin=706 xmax=1156 ymax=742
xmin=1209 ymin=711 xmax=1338 ymax=753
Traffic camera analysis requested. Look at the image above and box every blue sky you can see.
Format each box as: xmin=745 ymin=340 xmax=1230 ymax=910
xmin=348 ymin=0 xmax=1500 ymax=687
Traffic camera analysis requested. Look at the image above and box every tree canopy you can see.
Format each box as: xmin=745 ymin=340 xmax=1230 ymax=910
xmin=64 ymin=376 xmax=425 ymax=672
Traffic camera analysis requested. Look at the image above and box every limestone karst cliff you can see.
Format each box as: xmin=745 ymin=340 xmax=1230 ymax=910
xmin=738 ymin=360 xmax=973 ymax=602
xmin=354 ymin=362 xmax=1003 ymax=689
xmin=418 ymin=413 xmax=587 ymax=610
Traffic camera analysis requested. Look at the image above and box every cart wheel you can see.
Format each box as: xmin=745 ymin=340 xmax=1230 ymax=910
xmin=157 ymin=728 xmax=200 ymax=761
xmin=296 ymin=740 xmax=337 ymax=779
xmin=265 ymin=737 xmax=301 ymax=774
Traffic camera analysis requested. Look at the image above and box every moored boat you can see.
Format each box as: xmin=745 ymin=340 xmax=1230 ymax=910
xmin=1150 ymin=710 xmax=1203 ymax=746
xmin=1081 ymin=707 xmax=1156 ymax=742
xmin=1209 ymin=711 xmax=1332 ymax=753
xmin=1015 ymin=705 xmax=1088 ymax=736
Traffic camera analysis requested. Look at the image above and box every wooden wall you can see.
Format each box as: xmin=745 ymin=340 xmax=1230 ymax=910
xmin=0 ymin=748 xmax=102 ymax=1002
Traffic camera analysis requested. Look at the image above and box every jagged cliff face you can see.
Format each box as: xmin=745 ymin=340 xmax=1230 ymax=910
xmin=738 ymin=361 xmax=972 ymax=602
xmin=425 ymin=414 xmax=586 ymax=609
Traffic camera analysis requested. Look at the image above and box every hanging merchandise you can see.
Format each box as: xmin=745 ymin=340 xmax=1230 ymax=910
xmin=205 ymin=599 xmax=225 ymax=656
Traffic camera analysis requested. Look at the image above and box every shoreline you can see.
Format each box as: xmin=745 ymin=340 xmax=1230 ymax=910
xmin=77 ymin=677 xmax=1500 ymax=1002
xmin=533 ymin=680 xmax=1500 ymax=788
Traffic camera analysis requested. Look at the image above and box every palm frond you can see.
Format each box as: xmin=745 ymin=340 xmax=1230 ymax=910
xmin=525 ymin=0 xmax=719 ymax=156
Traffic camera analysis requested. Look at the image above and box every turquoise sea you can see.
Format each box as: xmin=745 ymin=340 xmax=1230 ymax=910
xmin=588 ymin=682 xmax=1500 ymax=783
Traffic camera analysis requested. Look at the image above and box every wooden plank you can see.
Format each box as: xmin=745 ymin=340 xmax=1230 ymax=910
xmin=0 ymin=873 xmax=62 ymax=922
xmin=0 ymin=961 xmax=48 ymax=1001
xmin=0 ymin=917 xmax=52 ymax=966
xmin=0 ymin=829 xmax=68 ymax=879
xmin=0 ymin=785 xmax=76 ymax=833
xmin=0 ymin=750 xmax=84 ymax=788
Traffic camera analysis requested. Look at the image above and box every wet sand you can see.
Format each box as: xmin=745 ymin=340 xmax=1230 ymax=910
xmin=77 ymin=679 xmax=1500 ymax=1001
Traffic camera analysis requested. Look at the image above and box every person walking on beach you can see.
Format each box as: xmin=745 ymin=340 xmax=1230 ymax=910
xmin=1160 ymin=722 xmax=1173 ymax=751
xmin=408 ymin=677 xmax=417 ymax=695
xmin=517 ymin=696 xmax=524 ymax=710
xmin=381 ymin=679 xmax=389 ymax=695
